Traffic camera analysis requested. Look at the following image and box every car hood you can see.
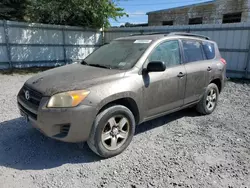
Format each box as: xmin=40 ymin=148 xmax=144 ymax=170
xmin=25 ymin=63 xmax=126 ymax=96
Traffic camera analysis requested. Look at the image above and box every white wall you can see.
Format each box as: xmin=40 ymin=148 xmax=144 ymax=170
xmin=0 ymin=20 xmax=102 ymax=69
xmin=1 ymin=20 xmax=249 ymax=78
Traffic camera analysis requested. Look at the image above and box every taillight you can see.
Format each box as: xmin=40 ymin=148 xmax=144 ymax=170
xmin=220 ymin=58 xmax=227 ymax=65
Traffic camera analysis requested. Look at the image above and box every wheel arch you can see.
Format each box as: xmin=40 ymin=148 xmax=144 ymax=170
xmin=210 ymin=78 xmax=222 ymax=93
xmin=97 ymin=96 xmax=140 ymax=125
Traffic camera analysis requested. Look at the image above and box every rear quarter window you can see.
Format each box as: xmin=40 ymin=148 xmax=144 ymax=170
xmin=202 ymin=42 xmax=216 ymax=60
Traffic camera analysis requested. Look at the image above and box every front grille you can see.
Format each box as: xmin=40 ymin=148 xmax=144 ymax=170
xmin=18 ymin=85 xmax=43 ymax=121
xmin=19 ymin=85 xmax=43 ymax=110
xmin=18 ymin=102 xmax=37 ymax=120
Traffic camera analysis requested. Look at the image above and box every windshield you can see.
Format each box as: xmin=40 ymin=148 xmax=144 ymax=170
xmin=83 ymin=40 xmax=151 ymax=70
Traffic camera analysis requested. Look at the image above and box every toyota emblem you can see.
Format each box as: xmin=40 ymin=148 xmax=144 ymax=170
xmin=25 ymin=90 xmax=30 ymax=100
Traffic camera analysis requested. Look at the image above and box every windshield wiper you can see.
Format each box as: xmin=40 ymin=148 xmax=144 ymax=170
xmin=88 ymin=64 xmax=112 ymax=69
xmin=81 ymin=60 xmax=89 ymax=65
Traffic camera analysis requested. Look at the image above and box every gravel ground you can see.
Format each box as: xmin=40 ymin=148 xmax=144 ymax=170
xmin=0 ymin=73 xmax=249 ymax=188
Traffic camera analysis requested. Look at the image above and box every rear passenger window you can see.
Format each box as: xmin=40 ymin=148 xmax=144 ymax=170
xmin=202 ymin=42 xmax=215 ymax=60
xmin=182 ymin=40 xmax=205 ymax=63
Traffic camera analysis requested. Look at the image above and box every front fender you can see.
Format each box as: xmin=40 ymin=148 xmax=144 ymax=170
xmin=84 ymin=78 xmax=144 ymax=122
xmin=96 ymin=91 xmax=139 ymax=111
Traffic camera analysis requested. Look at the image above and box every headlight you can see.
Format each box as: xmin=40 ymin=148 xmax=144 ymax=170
xmin=47 ymin=90 xmax=90 ymax=108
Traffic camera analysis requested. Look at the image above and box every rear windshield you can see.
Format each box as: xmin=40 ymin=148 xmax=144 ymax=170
xmin=84 ymin=40 xmax=151 ymax=70
xmin=202 ymin=41 xmax=216 ymax=60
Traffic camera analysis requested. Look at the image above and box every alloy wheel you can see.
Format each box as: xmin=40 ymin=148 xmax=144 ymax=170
xmin=101 ymin=115 xmax=130 ymax=150
xmin=206 ymin=88 xmax=217 ymax=111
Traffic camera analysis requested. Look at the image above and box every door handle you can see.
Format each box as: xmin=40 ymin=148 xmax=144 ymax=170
xmin=177 ymin=72 xmax=185 ymax=78
xmin=207 ymin=67 xmax=212 ymax=71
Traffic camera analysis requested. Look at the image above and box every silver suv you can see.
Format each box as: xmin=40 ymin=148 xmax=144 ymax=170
xmin=17 ymin=32 xmax=227 ymax=158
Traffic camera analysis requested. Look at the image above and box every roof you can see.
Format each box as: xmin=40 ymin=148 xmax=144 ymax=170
xmin=146 ymin=0 xmax=215 ymax=15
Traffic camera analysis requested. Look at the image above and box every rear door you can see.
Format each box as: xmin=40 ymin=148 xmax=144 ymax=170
xmin=181 ymin=39 xmax=211 ymax=104
xmin=202 ymin=41 xmax=219 ymax=82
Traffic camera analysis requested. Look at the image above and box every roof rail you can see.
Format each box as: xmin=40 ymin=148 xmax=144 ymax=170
xmin=129 ymin=32 xmax=169 ymax=36
xmin=129 ymin=32 xmax=210 ymax=40
xmin=167 ymin=32 xmax=210 ymax=40
xmin=129 ymin=33 xmax=143 ymax=36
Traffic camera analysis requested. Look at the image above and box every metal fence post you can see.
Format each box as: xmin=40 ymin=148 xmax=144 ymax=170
xmin=62 ymin=28 xmax=67 ymax=64
xmin=245 ymin=30 xmax=250 ymax=79
xmin=102 ymin=26 xmax=105 ymax=45
xmin=139 ymin=29 xmax=144 ymax=34
xmin=3 ymin=20 xmax=12 ymax=70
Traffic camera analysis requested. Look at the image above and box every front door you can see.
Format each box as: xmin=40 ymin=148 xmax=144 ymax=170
xmin=143 ymin=40 xmax=186 ymax=118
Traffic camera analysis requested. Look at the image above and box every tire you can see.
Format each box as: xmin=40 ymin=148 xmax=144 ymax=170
xmin=87 ymin=105 xmax=135 ymax=158
xmin=196 ymin=83 xmax=219 ymax=115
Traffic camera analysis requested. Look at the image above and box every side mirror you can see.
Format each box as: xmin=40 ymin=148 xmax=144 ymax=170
xmin=146 ymin=61 xmax=166 ymax=72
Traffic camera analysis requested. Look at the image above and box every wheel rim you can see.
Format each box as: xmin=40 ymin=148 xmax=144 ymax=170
xmin=101 ymin=115 xmax=130 ymax=151
xmin=206 ymin=88 xmax=217 ymax=111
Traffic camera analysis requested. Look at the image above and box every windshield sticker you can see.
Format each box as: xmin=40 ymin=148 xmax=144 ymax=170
xmin=134 ymin=40 xmax=152 ymax=44
xmin=118 ymin=62 xmax=127 ymax=67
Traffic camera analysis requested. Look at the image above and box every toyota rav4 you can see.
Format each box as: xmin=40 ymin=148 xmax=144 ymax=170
xmin=17 ymin=32 xmax=227 ymax=158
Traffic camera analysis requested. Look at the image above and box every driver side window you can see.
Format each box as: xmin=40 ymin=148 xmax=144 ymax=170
xmin=148 ymin=40 xmax=181 ymax=68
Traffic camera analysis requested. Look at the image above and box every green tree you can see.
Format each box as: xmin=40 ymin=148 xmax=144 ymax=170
xmin=0 ymin=0 xmax=27 ymax=21
xmin=26 ymin=0 xmax=127 ymax=28
xmin=0 ymin=0 xmax=127 ymax=28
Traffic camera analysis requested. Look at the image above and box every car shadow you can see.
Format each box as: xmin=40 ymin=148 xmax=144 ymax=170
xmin=135 ymin=108 xmax=199 ymax=135
xmin=0 ymin=118 xmax=100 ymax=170
xmin=0 ymin=108 xmax=199 ymax=170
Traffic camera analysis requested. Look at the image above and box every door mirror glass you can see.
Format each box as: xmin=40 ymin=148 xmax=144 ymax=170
xmin=147 ymin=61 xmax=166 ymax=72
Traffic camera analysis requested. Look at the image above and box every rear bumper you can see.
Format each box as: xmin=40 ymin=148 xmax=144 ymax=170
xmin=18 ymin=96 xmax=97 ymax=143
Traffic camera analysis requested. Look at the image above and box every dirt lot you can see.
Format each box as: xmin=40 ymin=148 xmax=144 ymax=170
xmin=0 ymin=73 xmax=249 ymax=188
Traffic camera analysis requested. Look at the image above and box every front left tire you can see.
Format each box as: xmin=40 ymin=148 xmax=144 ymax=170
xmin=87 ymin=105 xmax=135 ymax=158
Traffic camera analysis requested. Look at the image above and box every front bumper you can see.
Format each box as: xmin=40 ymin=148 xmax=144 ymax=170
xmin=17 ymin=96 xmax=97 ymax=143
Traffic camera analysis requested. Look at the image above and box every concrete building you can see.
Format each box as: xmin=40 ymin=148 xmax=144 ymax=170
xmin=147 ymin=0 xmax=250 ymax=26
